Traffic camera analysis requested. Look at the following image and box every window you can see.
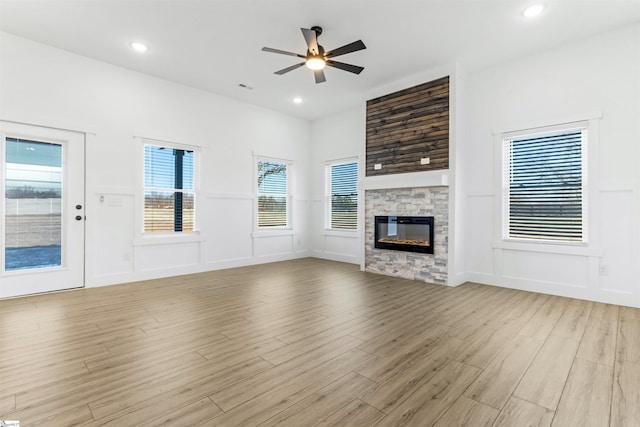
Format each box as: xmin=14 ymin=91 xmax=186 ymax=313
xmin=503 ymin=125 xmax=586 ymax=242
xmin=144 ymin=143 xmax=196 ymax=233
xmin=257 ymin=159 xmax=289 ymax=228
xmin=326 ymin=160 xmax=358 ymax=230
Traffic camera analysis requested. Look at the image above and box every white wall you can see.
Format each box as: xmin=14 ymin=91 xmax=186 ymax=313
xmin=462 ymin=23 xmax=640 ymax=306
xmin=309 ymin=107 xmax=364 ymax=264
xmin=0 ymin=32 xmax=311 ymax=286
xmin=451 ymin=66 xmax=469 ymax=286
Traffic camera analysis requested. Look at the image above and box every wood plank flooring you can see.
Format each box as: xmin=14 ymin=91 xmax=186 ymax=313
xmin=1 ymin=258 xmax=639 ymax=426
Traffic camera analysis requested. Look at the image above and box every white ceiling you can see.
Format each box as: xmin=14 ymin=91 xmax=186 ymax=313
xmin=1 ymin=0 xmax=638 ymax=120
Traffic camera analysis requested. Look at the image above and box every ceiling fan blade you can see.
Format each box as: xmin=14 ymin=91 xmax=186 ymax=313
xmin=325 ymin=40 xmax=366 ymax=58
xmin=326 ymin=60 xmax=364 ymax=74
xmin=314 ymin=69 xmax=326 ymax=84
xmin=274 ymin=62 xmax=306 ymax=75
xmin=301 ymin=28 xmax=320 ymax=55
xmin=262 ymin=47 xmax=306 ymax=58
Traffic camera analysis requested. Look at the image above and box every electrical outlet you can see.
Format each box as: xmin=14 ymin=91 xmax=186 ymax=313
xmin=599 ymin=264 xmax=609 ymax=276
xmin=374 ymin=163 xmax=382 ymax=170
xmin=421 ymin=157 xmax=430 ymax=165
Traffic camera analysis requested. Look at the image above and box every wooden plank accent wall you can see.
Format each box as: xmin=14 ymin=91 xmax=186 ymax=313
xmin=366 ymin=76 xmax=449 ymax=176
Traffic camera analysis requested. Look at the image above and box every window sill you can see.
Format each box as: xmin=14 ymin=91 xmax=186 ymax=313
xmin=323 ymin=229 xmax=359 ymax=238
xmin=134 ymin=231 xmax=203 ymax=246
xmin=492 ymin=239 xmax=602 ymax=257
xmin=252 ymin=229 xmax=293 ymax=238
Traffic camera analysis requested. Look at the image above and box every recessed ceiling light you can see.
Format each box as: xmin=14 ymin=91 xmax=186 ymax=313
xmin=293 ymin=97 xmax=303 ymax=104
xmin=130 ymin=42 xmax=148 ymax=52
xmin=522 ymin=4 xmax=545 ymax=18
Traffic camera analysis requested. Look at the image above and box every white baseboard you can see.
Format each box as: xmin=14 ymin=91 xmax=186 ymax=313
xmin=87 ymin=252 xmax=311 ymax=288
xmin=465 ymin=271 xmax=639 ymax=308
xmin=312 ymin=251 xmax=360 ymax=265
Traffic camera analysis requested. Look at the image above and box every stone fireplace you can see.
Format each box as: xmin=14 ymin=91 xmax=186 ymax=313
xmin=363 ymin=75 xmax=451 ymax=285
xmin=365 ymin=186 xmax=448 ymax=284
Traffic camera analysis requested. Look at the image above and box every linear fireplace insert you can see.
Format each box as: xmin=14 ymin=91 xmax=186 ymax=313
xmin=374 ymin=216 xmax=434 ymax=254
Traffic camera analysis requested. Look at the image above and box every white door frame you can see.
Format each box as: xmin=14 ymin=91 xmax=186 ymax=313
xmin=0 ymin=121 xmax=86 ymax=298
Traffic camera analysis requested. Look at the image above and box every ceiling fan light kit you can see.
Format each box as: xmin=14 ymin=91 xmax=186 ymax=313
xmin=305 ymin=56 xmax=326 ymax=70
xmin=262 ymin=26 xmax=366 ymax=83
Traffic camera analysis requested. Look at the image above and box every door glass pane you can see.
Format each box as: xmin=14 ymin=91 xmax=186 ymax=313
xmin=5 ymin=138 xmax=62 ymax=271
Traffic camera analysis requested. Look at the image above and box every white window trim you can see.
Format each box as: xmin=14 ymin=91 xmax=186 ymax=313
xmin=324 ymin=157 xmax=359 ymax=233
xmin=254 ymin=154 xmax=293 ymax=234
xmin=322 ymin=229 xmax=360 ymax=238
xmin=135 ymin=136 xmax=201 ymax=242
xmin=493 ymin=115 xmax=601 ymax=253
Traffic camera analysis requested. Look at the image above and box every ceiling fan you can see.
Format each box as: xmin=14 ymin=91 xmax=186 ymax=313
xmin=261 ymin=26 xmax=366 ymax=84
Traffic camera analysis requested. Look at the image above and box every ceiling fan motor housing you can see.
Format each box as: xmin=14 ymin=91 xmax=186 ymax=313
xmin=308 ymin=45 xmax=325 ymax=57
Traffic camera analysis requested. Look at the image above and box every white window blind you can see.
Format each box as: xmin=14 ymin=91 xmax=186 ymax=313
xmin=505 ymin=128 xmax=585 ymax=242
xmin=144 ymin=144 xmax=195 ymax=233
xmin=257 ymin=160 xmax=288 ymax=227
xmin=329 ymin=161 xmax=358 ymax=230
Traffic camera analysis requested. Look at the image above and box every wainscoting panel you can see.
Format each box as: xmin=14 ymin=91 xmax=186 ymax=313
xmin=204 ymin=195 xmax=253 ymax=264
xmin=136 ymin=241 xmax=200 ymax=272
xmin=599 ymin=190 xmax=636 ymax=295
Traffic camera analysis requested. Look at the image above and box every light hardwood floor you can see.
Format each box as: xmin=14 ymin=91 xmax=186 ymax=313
xmin=1 ymin=258 xmax=638 ymax=426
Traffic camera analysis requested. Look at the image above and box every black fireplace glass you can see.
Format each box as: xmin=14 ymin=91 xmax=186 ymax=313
xmin=374 ymin=216 xmax=434 ymax=254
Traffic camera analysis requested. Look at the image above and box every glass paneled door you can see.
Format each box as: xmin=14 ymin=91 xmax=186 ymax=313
xmin=1 ymin=122 xmax=85 ymax=298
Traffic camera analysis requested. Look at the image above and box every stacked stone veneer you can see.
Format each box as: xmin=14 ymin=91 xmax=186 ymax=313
xmin=365 ymin=187 xmax=448 ymax=284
